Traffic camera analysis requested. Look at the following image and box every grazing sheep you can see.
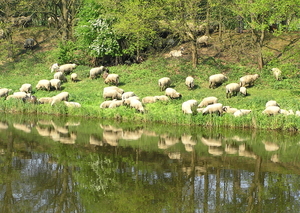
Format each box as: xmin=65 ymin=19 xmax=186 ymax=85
xmin=233 ymin=109 xmax=252 ymax=117
xmin=262 ymin=106 xmax=281 ymax=116
xmin=49 ymin=79 xmax=61 ymax=91
xmin=22 ymin=95 xmax=38 ymax=104
xmin=50 ymin=63 xmax=59 ymax=73
xmin=239 ymin=74 xmax=260 ymax=87
xmin=209 ymin=74 xmax=228 ymax=89
xmin=185 ymin=76 xmax=195 ymax=89
xmin=271 ymin=68 xmax=282 ymax=80
xmin=122 ymin=92 xmax=136 ymax=100
xmin=24 ymin=38 xmax=36 ymax=49
xmin=165 ymin=88 xmax=182 ymax=99
xmin=64 ymin=101 xmax=81 ymax=108
xmin=54 ymin=71 xmax=67 ymax=83
xmin=169 ymin=47 xmax=184 ymax=57
xmin=196 ymin=35 xmax=209 ymax=46
xmin=202 ymin=103 xmax=223 ymax=115
xmin=0 ymin=88 xmax=12 ymax=98
xmin=154 ymin=95 xmax=169 ymax=101
xmin=104 ymin=74 xmax=120 ymax=86
xmin=100 ymin=100 xmax=117 ymax=108
xmin=198 ymin=96 xmax=218 ymax=108
xmin=129 ymin=99 xmax=145 ymax=113
xmin=182 ymin=100 xmax=198 ymax=114
xmin=223 ymin=106 xmax=238 ymax=114
xmin=280 ymin=109 xmax=294 ymax=115
xmin=240 ymin=86 xmax=247 ymax=96
xmin=108 ymin=100 xmax=124 ymax=108
xmin=103 ymin=89 xmax=122 ymax=100
xmin=296 ymin=111 xmax=300 ymax=116
xmin=6 ymin=92 xmax=29 ymax=100
xmin=158 ymin=77 xmax=171 ymax=91
xmin=38 ymin=97 xmax=53 ymax=104
xmin=19 ymin=83 xmax=32 ymax=93
xmin=123 ymin=96 xmax=140 ymax=106
xmin=89 ymin=66 xmax=108 ymax=79
xmin=103 ymin=86 xmax=124 ymax=95
xmin=36 ymin=79 xmax=51 ymax=91
xmin=142 ymin=96 xmax=159 ymax=104
xmin=266 ymin=100 xmax=280 ymax=108
xmin=70 ymin=73 xmax=78 ymax=82
xmin=58 ymin=63 xmax=77 ymax=75
xmin=51 ymin=92 xmax=69 ymax=106
xmin=226 ymin=83 xmax=241 ymax=98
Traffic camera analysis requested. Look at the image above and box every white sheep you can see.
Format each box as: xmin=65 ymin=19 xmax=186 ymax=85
xmin=122 ymin=92 xmax=136 ymax=100
xmin=185 ymin=76 xmax=194 ymax=89
xmin=266 ymin=100 xmax=280 ymax=108
xmin=51 ymin=92 xmax=69 ymax=106
xmin=209 ymin=74 xmax=228 ymax=89
xmin=142 ymin=96 xmax=159 ymax=104
xmin=38 ymin=97 xmax=53 ymax=104
xmin=64 ymin=101 xmax=81 ymax=108
xmin=19 ymin=83 xmax=32 ymax=93
xmin=58 ymin=63 xmax=77 ymax=75
xmin=104 ymin=74 xmax=120 ymax=86
xmin=36 ymin=79 xmax=51 ymax=91
xmin=262 ymin=106 xmax=281 ymax=116
xmin=182 ymin=100 xmax=198 ymax=114
xmin=103 ymin=86 xmax=124 ymax=95
xmin=158 ymin=77 xmax=171 ymax=91
xmin=6 ymin=92 xmax=29 ymax=100
xmin=271 ymin=68 xmax=282 ymax=80
xmin=123 ymin=96 xmax=140 ymax=106
xmin=202 ymin=103 xmax=223 ymax=115
xmin=165 ymin=88 xmax=182 ymax=99
xmin=240 ymin=74 xmax=260 ymax=87
xmin=240 ymin=86 xmax=247 ymax=96
xmin=89 ymin=66 xmax=108 ymax=79
xmin=154 ymin=95 xmax=169 ymax=101
xmin=108 ymin=100 xmax=124 ymax=108
xmin=50 ymin=63 xmax=59 ymax=73
xmin=198 ymin=96 xmax=218 ymax=108
xmin=49 ymin=79 xmax=61 ymax=91
xmin=280 ymin=109 xmax=294 ymax=115
xmin=100 ymin=100 xmax=117 ymax=108
xmin=233 ymin=109 xmax=252 ymax=117
xmin=226 ymin=83 xmax=241 ymax=98
xmin=70 ymin=73 xmax=78 ymax=82
xmin=296 ymin=111 xmax=300 ymax=116
xmin=0 ymin=88 xmax=12 ymax=98
xmin=169 ymin=47 xmax=184 ymax=57
xmin=54 ymin=71 xmax=67 ymax=82
xmin=196 ymin=35 xmax=209 ymax=46
xmin=223 ymin=106 xmax=238 ymax=114
xmin=129 ymin=99 xmax=145 ymax=113
xmin=103 ymin=89 xmax=122 ymax=100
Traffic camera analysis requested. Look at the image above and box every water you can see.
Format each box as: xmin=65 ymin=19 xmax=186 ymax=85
xmin=0 ymin=113 xmax=300 ymax=212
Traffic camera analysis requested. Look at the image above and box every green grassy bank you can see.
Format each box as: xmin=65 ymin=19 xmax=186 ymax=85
xmin=1 ymin=42 xmax=300 ymax=131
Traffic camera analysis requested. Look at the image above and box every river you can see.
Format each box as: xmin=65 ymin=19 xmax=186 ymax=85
xmin=0 ymin=112 xmax=300 ymax=212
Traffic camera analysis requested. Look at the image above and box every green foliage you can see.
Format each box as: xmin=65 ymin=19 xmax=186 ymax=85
xmin=55 ymin=40 xmax=77 ymax=64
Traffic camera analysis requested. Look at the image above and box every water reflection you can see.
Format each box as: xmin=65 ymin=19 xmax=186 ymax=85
xmin=1 ymin=113 xmax=300 ymax=212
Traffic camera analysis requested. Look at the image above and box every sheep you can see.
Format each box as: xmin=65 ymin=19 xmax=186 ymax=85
xmin=196 ymin=35 xmax=209 ymax=46
xmin=38 ymin=97 xmax=53 ymax=104
xmin=54 ymin=71 xmax=67 ymax=83
xmin=58 ymin=63 xmax=77 ymax=75
xmin=271 ymin=68 xmax=282 ymax=81
xmin=185 ymin=76 xmax=194 ymax=89
xmin=169 ymin=47 xmax=184 ymax=57
xmin=182 ymin=100 xmax=198 ymax=114
xmin=154 ymin=95 xmax=169 ymax=101
xmin=6 ymin=92 xmax=29 ymax=100
xmin=49 ymin=79 xmax=61 ymax=91
xmin=50 ymin=63 xmax=59 ymax=73
xmin=122 ymin=92 xmax=136 ymax=100
xmin=70 ymin=73 xmax=78 ymax=82
xmin=296 ymin=111 xmax=300 ymax=116
xmin=24 ymin=38 xmax=36 ymax=49
xmin=100 ymin=100 xmax=117 ymax=108
xmin=103 ymin=88 xmax=122 ymax=100
xmin=0 ymin=88 xmax=12 ymax=98
xmin=239 ymin=74 xmax=260 ymax=87
xmin=202 ymin=103 xmax=223 ymax=115
xmin=108 ymin=100 xmax=124 ymax=108
xmin=19 ymin=83 xmax=32 ymax=93
xmin=22 ymin=95 xmax=38 ymax=104
xmin=240 ymin=86 xmax=247 ymax=96
xmin=262 ymin=106 xmax=281 ymax=116
xmin=129 ymin=99 xmax=145 ymax=113
xmin=198 ymin=96 xmax=218 ymax=108
xmin=103 ymin=86 xmax=124 ymax=95
xmin=64 ymin=101 xmax=81 ymax=108
xmin=36 ymin=80 xmax=51 ymax=91
xmin=209 ymin=74 xmax=228 ymax=89
xmin=51 ymin=92 xmax=69 ymax=106
xmin=280 ymin=109 xmax=294 ymax=115
xmin=123 ymin=96 xmax=140 ymax=106
xmin=165 ymin=88 xmax=182 ymax=99
xmin=226 ymin=83 xmax=241 ymax=98
xmin=233 ymin=109 xmax=252 ymax=117
xmin=142 ymin=96 xmax=159 ymax=104
xmin=89 ymin=66 xmax=108 ymax=79
xmin=222 ymin=106 xmax=238 ymax=114
xmin=266 ymin=100 xmax=280 ymax=108
xmin=104 ymin=74 xmax=120 ymax=86
xmin=158 ymin=77 xmax=171 ymax=91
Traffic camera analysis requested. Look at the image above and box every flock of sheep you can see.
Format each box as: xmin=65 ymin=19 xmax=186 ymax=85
xmin=0 ymin=61 xmax=294 ymax=119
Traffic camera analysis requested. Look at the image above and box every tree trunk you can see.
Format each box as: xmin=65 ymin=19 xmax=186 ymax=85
xmin=61 ymin=0 xmax=70 ymax=41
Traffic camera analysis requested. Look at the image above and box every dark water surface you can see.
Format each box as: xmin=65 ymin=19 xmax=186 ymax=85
xmin=0 ymin=113 xmax=300 ymax=213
